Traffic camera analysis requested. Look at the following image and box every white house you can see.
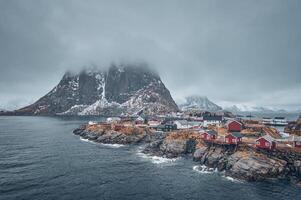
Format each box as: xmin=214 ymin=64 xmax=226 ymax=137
xmin=174 ymin=120 xmax=192 ymax=129
xmin=106 ymin=117 xmax=121 ymax=123
xmin=203 ymin=115 xmax=223 ymax=127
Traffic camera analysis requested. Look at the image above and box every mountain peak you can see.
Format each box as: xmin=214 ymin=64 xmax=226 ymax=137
xmin=179 ymin=95 xmax=222 ymax=111
xmin=16 ymin=64 xmax=178 ymax=116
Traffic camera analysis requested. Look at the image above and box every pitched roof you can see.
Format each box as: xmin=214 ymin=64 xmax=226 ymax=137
xmin=174 ymin=120 xmax=188 ymax=125
xmin=205 ymin=130 xmax=217 ymax=136
xmin=231 ymin=132 xmax=243 ymax=138
xmin=226 ymin=120 xmax=242 ymax=126
xmin=203 ymin=115 xmax=222 ymax=121
xmin=257 ymin=135 xmax=276 ymax=143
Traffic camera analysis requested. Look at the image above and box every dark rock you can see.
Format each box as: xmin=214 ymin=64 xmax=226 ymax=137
xmin=14 ymin=64 xmax=179 ymax=116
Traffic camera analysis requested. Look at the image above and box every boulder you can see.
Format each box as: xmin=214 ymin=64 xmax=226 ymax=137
xmin=227 ymin=155 xmax=287 ymax=181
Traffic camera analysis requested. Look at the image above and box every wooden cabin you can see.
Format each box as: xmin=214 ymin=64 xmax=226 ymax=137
xmin=255 ymin=135 xmax=276 ymax=150
xmin=224 ymin=132 xmax=242 ymax=144
xmin=226 ymin=120 xmax=242 ymax=132
xmin=201 ymin=130 xmax=217 ymax=141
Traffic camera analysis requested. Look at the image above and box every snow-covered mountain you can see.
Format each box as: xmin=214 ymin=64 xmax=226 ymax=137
xmin=224 ymin=105 xmax=288 ymax=113
xmin=178 ymin=96 xmax=222 ymax=111
xmin=15 ymin=64 xmax=179 ymax=116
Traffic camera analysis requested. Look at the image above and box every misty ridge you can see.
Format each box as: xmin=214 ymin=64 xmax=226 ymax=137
xmin=0 ymin=0 xmax=301 ymax=112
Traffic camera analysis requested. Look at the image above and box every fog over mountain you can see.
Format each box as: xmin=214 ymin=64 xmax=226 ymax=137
xmin=1 ymin=0 xmax=301 ymax=111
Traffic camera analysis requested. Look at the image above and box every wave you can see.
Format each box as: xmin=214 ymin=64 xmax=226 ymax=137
xmin=222 ymin=175 xmax=243 ymax=183
xmin=79 ymin=137 xmax=124 ymax=148
xmin=192 ymin=165 xmax=217 ymax=174
xmin=80 ymin=137 xmax=94 ymax=143
xmin=136 ymin=149 xmax=178 ymax=165
xmin=101 ymin=143 xmax=125 ymax=148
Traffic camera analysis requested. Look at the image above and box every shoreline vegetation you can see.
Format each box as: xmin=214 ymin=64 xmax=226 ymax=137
xmin=73 ymin=120 xmax=301 ymax=185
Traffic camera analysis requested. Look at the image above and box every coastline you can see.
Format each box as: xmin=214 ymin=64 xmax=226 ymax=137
xmin=73 ymin=123 xmax=301 ymax=185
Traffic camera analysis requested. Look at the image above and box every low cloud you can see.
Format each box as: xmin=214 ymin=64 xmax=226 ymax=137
xmin=0 ymin=0 xmax=301 ymax=110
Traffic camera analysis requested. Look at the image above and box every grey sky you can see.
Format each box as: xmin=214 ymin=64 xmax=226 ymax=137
xmin=0 ymin=0 xmax=301 ymax=110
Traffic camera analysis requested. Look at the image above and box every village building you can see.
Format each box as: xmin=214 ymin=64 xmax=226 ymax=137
xmin=203 ymin=115 xmax=223 ymax=127
xmin=135 ymin=116 xmax=145 ymax=124
xmin=155 ymin=123 xmax=177 ymax=132
xmin=224 ymin=132 xmax=242 ymax=144
xmin=255 ymin=135 xmax=277 ymax=150
xmin=174 ymin=120 xmax=193 ymax=129
xmin=292 ymin=136 xmax=301 ymax=148
xmin=226 ymin=120 xmax=243 ymax=132
xmin=88 ymin=121 xmax=97 ymax=125
xmin=201 ymin=130 xmax=217 ymax=141
xmin=148 ymin=120 xmax=161 ymax=128
xmin=106 ymin=117 xmax=121 ymax=123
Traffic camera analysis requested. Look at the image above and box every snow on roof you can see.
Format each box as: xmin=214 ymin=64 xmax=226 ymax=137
xmin=135 ymin=116 xmax=144 ymax=121
xmin=174 ymin=120 xmax=188 ymax=125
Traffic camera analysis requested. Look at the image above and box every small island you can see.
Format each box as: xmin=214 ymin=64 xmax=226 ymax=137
xmin=73 ymin=114 xmax=301 ymax=185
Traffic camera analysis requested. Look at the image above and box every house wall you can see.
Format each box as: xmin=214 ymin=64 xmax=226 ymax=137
xmin=225 ymin=135 xmax=235 ymax=144
xmin=204 ymin=121 xmax=220 ymax=127
xmin=228 ymin=121 xmax=242 ymax=132
xmin=202 ymin=133 xmax=215 ymax=140
xmin=256 ymin=138 xmax=272 ymax=149
xmin=294 ymin=141 xmax=301 ymax=148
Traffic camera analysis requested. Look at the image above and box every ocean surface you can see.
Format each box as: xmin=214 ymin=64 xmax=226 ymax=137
xmin=0 ymin=116 xmax=300 ymax=200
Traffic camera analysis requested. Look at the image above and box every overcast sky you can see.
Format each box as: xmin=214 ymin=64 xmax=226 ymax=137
xmin=0 ymin=0 xmax=301 ymax=110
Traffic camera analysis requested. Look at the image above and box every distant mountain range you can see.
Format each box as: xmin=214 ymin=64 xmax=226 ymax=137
xmin=9 ymin=64 xmax=179 ymax=116
xmin=224 ymin=105 xmax=288 ymax=113
xmin=178 ymin=96 xmax=222 ymax=112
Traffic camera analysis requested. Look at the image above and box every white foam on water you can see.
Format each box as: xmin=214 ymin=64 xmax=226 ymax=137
xmin=222 ymin=175 xmax=243 ymax=183
xmin=79 ymin=137 xmax=124 ymax=148
xmin=193 ymin=165 xmax=216 ymax=174
xmin=101 ymin=143 xmax=125 ymax=148
xmin=136 ymin=150 xmax=178 ymax=165
xmin=80 ymin=137 xmax=95 ymax=144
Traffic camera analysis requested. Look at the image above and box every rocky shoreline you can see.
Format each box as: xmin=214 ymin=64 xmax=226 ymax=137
xmin=73 ymin=124 xmax=301 ymax=184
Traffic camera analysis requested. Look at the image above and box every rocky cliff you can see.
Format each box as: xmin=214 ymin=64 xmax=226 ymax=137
xmin=14 ymin=64 xmax=179 ymax=116
xmin=193 ymin=144 xmax=301 ymax=182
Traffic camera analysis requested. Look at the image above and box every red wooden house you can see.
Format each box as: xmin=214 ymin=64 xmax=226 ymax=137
xmin=201 ymin=130 xmax=217 ymax=141
xmin=255 ymin=135 xmax=276 ymax=150
xmin=224 ymin=132 xmax=242 ymax=144
xmin=226 ymin=120 xmax=242 ymax=132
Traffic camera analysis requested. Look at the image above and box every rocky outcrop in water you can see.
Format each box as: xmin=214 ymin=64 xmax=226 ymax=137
xmin=73 ymin=124 xmax=148 ymax=144
xmin=193 ymin=144 xmax=301 ymax=182
xmin=73 ymin=123 xmax=301 ymax=183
